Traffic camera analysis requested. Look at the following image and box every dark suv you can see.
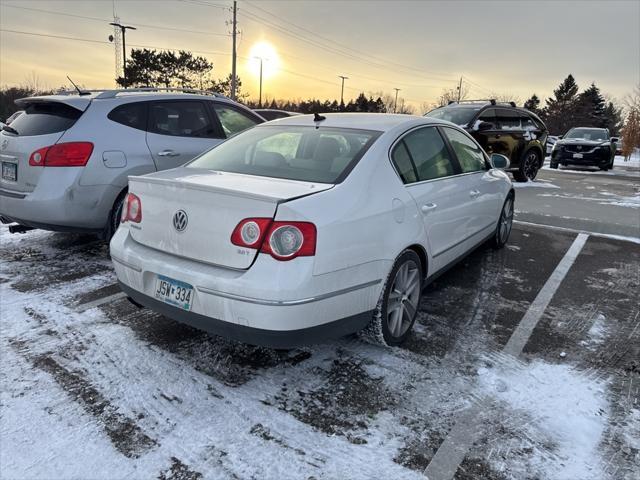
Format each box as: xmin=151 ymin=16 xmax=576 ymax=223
xmin=550 ymin=127 xmax=615 ymax=170
xmin=425 ymin=100 xmax=548 ymax=182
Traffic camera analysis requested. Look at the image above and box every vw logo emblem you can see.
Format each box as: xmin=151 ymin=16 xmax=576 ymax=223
xmin=1 ymin=139 xmax=8 ymax=150
xmin=172 ymin=210 xmax=188 ymax=232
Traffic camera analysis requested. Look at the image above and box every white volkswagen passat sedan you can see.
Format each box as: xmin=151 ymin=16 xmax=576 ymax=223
xmin=111 ymin=113 xmax=514 ymax=348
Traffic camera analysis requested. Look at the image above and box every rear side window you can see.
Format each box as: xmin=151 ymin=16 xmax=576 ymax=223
xmin=213 ymin=104 xmax=260 ymax=137
xmin=442 ymin=127 xmax=487 ymax=173
xmin=496 ymin=109 xmax=521 ymax=131
xmin=108 ymin=102 xmax=147 ymax=131
xmin=520 ymin=113 xmax=537 ymax=131
xmin=390 ymin=142 xmax=418 ymax=184
xmin=477 ymin=108 xmax=497 ymax=129
xmin=8 ymin=103 xmax=82 ymax=136
xmin=149 ymin=101 xmax=215 ymax=138
xmin=187 ymin=125 xmax=379 ymax=184
xmin=402 ymin=127 xmax=456 ymax=181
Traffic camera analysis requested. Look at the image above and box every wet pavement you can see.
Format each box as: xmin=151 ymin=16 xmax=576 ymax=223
xmin=1 ymin=188 xmax=639 ymax=479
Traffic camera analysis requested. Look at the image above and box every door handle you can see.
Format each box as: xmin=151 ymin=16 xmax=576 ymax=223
xmin=470 ymin=190 xmax=481 ymax=198
xmin=421 ymin=203 xmax=437 ymax=213
xmin=157 ymin=150 xmax=180 ymax=157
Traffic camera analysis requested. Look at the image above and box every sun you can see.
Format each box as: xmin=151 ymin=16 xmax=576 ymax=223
xmin=247 ymin=41 xmax=280 ymax=79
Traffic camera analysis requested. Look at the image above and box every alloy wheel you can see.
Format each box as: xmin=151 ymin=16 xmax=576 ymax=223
xmin=386 ymin=260 xmax=421 ymax=338
xmin=499 ymin=197 xmax=514 ymax=244
xmin=524 ymin=152 xmax=539 ymax=180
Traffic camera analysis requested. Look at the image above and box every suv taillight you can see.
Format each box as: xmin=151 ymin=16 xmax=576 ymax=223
xmin=121 ymin=193 xmax=142 ymax=223
xmin=29 ymin=142 xmax=93 ymax=167
xmin=231 ymin=218 xmax=316 ymax=261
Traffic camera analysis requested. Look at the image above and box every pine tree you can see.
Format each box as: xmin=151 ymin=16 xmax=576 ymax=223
xmin=576 ymin=83 xmax=607 ymax=128
xmin=524 ymin=94 xmax=541 ymax=114
xmin=542 ymin=74 xmax=580 ymax=135
xmin=603 ymin=101 xmax=623 ymax=135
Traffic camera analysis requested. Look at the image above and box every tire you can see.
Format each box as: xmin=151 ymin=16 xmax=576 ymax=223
xmin=360 ymin=250 xmax=423 ymax=347
xmin=492 ymin=193 xmax=514 ymax=249
xmin=550 ymin=162 xmax=559 ymax=169
xmin=513 ymin=149 xmax=541 ymax=182
xmin=106 ymin=191 xmax=127 ymax=241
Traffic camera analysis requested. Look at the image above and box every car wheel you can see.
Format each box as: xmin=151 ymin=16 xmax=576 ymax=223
xmin=550 ymin=161 xmax=559 ymax=169
xmin=106 ymin=191 xmax=127 ymax=241
xmin=492 ymin=193 xmax=514 ymax=249
xmin=514 ymin=150 xmax=541 ymax=182
xmin=360 ymin=250 xmax=423 ymax=346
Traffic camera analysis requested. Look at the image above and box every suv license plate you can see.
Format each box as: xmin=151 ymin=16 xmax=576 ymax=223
xmin=1 ymin=162 xmax=17 ymax=182
xmin=573 ymin=153 xmax=583 ymax=159
xmin=154 ymin=275 xmax=194 ymax=311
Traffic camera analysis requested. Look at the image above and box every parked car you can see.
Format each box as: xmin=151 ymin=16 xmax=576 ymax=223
xmin=550 ymin=127 xmax=615 ymax=170
xmin=546 ymin=135 xmax=559 ymax=156
xmin=4 ymin=110 xmax=24 ymax=125
xmin=253 ymin=109 xmax=300 ymax=121
xmin=612 ymin=136 xmax=623 ymax=155
xmin=111 ymin=113 xmax=514 ymax=348
xmin=0 ymin=88 xmax=264 ymax=238
xmin=425 ymin=100 xmax=548 ymax=182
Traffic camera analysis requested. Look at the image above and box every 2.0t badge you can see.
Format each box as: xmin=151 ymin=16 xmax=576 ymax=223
xmin=172 ymin=210 xmax=188 ymax=232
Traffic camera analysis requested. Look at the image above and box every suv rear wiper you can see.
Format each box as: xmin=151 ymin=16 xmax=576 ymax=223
xmin=1 ymin=124 xmax=19 ymax=135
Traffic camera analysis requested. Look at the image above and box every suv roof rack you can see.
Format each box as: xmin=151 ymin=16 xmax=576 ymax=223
xmin=448 ymin=99 xmax=517 ymax=107
xmin=95 ymin=87 xmax=228 ymax=99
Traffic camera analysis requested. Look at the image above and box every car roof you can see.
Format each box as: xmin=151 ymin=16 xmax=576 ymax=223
xmin=260 ymin=113 xmax=444 ymax=131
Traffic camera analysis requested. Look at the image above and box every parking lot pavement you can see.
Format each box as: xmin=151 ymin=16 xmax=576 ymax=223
xmin=513 ymin=167 xmax=640 ymax=239
xmin=1 ymin=224 xmax=638 ymax=479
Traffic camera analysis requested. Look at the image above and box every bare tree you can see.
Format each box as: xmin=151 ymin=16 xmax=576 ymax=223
xmin=431 ymin=84 xmax=470 ymax=109
xmin=621 ymin=85 xmax=640 ymax=161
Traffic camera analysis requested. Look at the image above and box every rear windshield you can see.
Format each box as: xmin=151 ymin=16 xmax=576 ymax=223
xmin=187 ymin=125 xmax=380 ymax=183
xmin=7 ymin=102 xmax=83 ymax=136
xmin=424 ymin=106 xmax=481 ymax=127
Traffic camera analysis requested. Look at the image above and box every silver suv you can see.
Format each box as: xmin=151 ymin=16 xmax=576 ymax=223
xmin=0 ymin=88 xmax=264 ymax=238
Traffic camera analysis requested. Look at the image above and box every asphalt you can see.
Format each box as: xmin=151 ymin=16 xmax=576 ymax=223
xmin=513 ymin=166 xmax=639 ymax=238
xmin=1 ymin=166 xmax=639 ymax=479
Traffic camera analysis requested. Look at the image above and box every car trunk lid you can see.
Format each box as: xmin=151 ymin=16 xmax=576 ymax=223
xmin=127 ymin=168 xmax=332 ymax=269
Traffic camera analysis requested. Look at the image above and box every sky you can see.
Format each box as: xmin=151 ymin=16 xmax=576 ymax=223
xmin=0 ymin=0 xmax=638 ymax=110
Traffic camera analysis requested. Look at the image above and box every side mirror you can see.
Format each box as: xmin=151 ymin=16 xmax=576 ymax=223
xmin=477 ymin=121 xmax=493 ymax=131
xmin=490 ymin=153 xmax=510 ymax=170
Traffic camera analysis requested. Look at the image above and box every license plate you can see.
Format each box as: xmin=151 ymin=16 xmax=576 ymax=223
xmin=1 ymin=162 xmax=17 ymax=182
xmin=154 ymin=275 xmax=194 ymax=311
xmin=573 ymin=153 xmax=583 ymax=159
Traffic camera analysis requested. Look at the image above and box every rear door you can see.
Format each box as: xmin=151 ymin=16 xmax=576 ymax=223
xmin=145 ymin=100 xmax=224 ymax=171
xmin=0 ymin=102 xmax=83 ymax=194
xmin=390 ymin=126 xmax=467 ymax=272
xmin=495 ymin=108 xmax=525 ymax=165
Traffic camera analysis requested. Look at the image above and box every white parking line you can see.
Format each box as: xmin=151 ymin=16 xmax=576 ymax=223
xmin=514 ymin=220 xmax=640 ymax=244
xmin=75 ymin=292 xmax=127 ymax=312
xmin=423 ymin=233 xmax=589 ymax=480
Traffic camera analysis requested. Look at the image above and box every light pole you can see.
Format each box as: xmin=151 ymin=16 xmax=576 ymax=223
xmin=393 ymin=88 xmax=401 ymax=113
xmin=338 ymin=75 xmax=348 ymax=107
xmin=109 ymin=22 xmax=136 ymax=88
xmin=253 ymin=56 xmax=264 ymax=108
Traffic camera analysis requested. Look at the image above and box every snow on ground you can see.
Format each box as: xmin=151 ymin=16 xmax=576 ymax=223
xmin=477 ymin=358 xmax=609 ymax=480
xmin=511 ymin=179 xmax=560 ymax=189
xmin=1 ymin=225 xmax=638 ymax=479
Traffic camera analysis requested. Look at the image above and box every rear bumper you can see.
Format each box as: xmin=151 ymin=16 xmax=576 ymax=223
xmin=0 ymin=169 xmax=119 ymax=231
xmin=110 ymin=228 xmax=386 ymax=347
xmin=119 ymin=281 xmax=372 ymax=348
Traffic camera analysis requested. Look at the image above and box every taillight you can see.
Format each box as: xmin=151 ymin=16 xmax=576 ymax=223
xmin=231 ymin=218 xmax=272 ymax=248
xmin=232 ymin=218 xmax=316 ymax=261
xmin=28 ymin=142 xmax=93 ymax=167
xmin=121 ymin=193 xmax=142 ymax=223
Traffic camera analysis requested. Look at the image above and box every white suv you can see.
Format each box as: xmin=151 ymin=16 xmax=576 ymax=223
xmin=0 ymin=88 xmax=264 ymax=237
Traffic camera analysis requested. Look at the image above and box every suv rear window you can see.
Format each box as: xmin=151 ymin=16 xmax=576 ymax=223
xmin=7 ymin=102 xmax=83 ymax=136
xmin=187 ymin=125 xmax=380 ymax=184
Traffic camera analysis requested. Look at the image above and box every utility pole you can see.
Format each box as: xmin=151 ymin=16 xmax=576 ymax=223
xmin=393 ymin=88 xmax=401 ymax=113
xmin=457 ymin=76 xmax=463 ymax=102
xmin=230 ymin=1 xmax=237 ymax=100
xmin=109 ymin=22 xmax=136 ymax=88
xmin=338 ymin=75 xmax=348 ymax=107
xmin=254 ymin=57 xmax=263 ymax=108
